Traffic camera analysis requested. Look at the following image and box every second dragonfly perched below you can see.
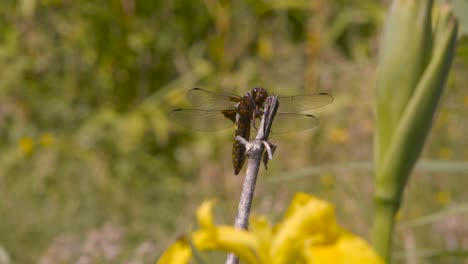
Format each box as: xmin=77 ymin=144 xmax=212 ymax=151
xmin=169 ymin=87 xmax=333 ymax=175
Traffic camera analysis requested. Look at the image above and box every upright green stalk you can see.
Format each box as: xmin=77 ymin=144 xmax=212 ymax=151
xmin=372 ymin=1 xmax=458 ymax=262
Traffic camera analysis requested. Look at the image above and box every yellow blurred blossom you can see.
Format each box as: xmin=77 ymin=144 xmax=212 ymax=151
xmin=157 ymin=238 xmax=191 ymax=264
xmin=196 ymin=199 xmax=216 ymax=229
xmin=328 ymin=128 xmax=349 ymax=144
xmin=18 ymin=137 xmax=34 ymax=155
xmin=435 ymin=191 xmax=451 ymax=206
xmin=258 ymin=32 xmax=273 ymax=59
xmin=304 ymin=232 xmax=386 ymax=264
xmin=395 ymin=210 xmax=402 ymax=221
xmin=438 ymin=147 xmax=453 ymax=160
xmin=39 ymin=133 xmax=55 ymax=147
xmin=320 ymin=173 xmax=335 ymax=188
xmin=192 ymin=199 xmax=259 ymax=263
xmin=157 ymin=193 xmax=384 ymax=264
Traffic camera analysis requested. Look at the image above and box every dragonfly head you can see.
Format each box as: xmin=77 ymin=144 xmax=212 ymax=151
xmin=251 ymin=87 xmax=268 ymax=106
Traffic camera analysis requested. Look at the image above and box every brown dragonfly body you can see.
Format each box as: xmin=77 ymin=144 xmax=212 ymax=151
xmin=169 ymin=87 xmax=332 ymax=175
xmin=227 ymin=88 xmax=268 ymax=174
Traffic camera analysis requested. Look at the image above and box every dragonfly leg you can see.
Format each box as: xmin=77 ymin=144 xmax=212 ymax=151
xmin=251 ymin=109 xmax=264 ymax=131
xmin=252 ymin=119 xmax=258 ymax=131
xmin=251 ymin=110 xmax=258 ymax=131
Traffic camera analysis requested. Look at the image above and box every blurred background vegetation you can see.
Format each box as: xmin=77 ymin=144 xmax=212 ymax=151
xmin=0 ymin=0 xmax=467 ymax=263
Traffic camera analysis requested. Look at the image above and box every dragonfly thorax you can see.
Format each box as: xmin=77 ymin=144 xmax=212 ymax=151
xmin=251 ymin=87 xmax=268 ymax=107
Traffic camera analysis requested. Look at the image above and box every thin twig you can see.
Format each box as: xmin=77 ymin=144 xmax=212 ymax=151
xmin=225 ymin=96 xmax=279 ymax=264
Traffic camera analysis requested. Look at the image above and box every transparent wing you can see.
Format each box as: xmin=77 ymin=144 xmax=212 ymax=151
xmin=269 ymin=113 xmax=320 ymax=134
xmin=277 ymin=93 xmax=333 ymax=112
xmin=186 ymin=88 xmax=241 ymax=109
xmin=169 ymin=108 xmax=236 ymax=131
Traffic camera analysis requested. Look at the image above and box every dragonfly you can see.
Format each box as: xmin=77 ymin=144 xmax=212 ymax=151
xmin=169 ymin=87 xmax=333 ymax=175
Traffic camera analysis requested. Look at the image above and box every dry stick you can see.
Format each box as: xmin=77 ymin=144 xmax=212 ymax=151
xmin=225 ymin=96 xmax=279 ymax=264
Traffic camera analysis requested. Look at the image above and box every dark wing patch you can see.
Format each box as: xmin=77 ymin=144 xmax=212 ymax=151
xmin=221 ymin=109 xmax=237 ymax=123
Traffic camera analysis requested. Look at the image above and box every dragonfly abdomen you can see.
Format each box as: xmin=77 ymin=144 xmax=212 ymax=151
xmin=232 ymin=96 xmax=253 ymax=175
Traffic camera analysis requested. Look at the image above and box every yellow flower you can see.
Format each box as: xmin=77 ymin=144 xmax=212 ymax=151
xmin=438 ymin=147 xmax=453 ymax=160
xmin=270 ymin=193 xmax=342 ymax=263
xmin=193 ymin=200 xmax=260 ymax=263
xmin=18 ymin=137 xmax=34 ymax=155
xmin=156 ymin=193 xmax=384 ymax=264
xmin=258 ymin=32 xmax=273 ymax=59
xmin=39 ymin=133 xmax=55 ymax=147
xmin=305 ymin=232 xmax=385 ymax=264
xmin=196 ymin=199 xmax=216 ymax=229
xmin=328 ymin=128 xmax=349 ymax=144
xmin=157 ymin=238 xmax=191 ymax=264
xmin=435 ymin=191 xmax=451 ymax=206
xmin=395 ymin=209 xmax=403 ymax=221
xmin=320 ymin=174 xmax=335 ymax=188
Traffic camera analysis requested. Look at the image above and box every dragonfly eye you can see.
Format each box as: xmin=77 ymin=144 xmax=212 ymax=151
xmin=251 ymin=87 xmax=258 ymax=96
xmin=252 ymin=87 xmax=268 ymax=105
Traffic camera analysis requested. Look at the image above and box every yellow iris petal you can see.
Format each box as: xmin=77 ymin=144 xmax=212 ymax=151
xmin=271 ymin=193 xmax=341 ymax=263
xmin=156 ymin=238 xmax=192 ymax=264
xmin=192 ymin=225 xmax=260 ymax=264
xmin=196 ymin=199 xmax=216 ymax=229
xmin=194 ymin=198 xmax=260 ymax=264
xmin=305 ymin=232 xmax=385 ymax=264
xmin=250 ymin=216 xmax=273 ymax=263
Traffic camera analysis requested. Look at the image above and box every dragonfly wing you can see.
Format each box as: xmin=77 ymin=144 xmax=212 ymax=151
xmin=277 ymin=93 xmax=333 ymax=112
xmin=169 ymin=108 xmax=236 ymax=131
xmin=270 ymin=113 xmax=320 ymax=134
xmin=186 ymin=88 xmax=241 ymax=109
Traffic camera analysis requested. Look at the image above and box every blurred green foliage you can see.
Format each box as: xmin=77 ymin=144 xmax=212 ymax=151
xmin=0 ymin=0 xmax=466 ymax=263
